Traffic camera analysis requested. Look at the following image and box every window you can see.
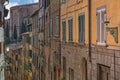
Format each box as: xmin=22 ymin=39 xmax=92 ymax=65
xmin=69 ymin=68 xmax=74 ymax=80
xmin=56 ymin=16 xmax=60 ymax=37
xmin=63 ymin=57 xmax=66 ymax=80
xmin=68 ymin=18 xmax=73 ymax=42
xmin=62 ymin=0 xmax=66 ymax=4
xmin=78 ymin=14 xmax=85 ymax=44
xmin=97 ymin=64 xmax=110 ymax=80
xmin=96 ymin=7 xmax=106 ymax=45
xmin=62 ymin=20 xmax=66 ymax=42
xmin=49 ymin=19 xmax=53 ymax=37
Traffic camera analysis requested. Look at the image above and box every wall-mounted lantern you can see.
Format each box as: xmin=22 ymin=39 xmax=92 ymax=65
xmin=104 ymin=19 xmax=118 ymax=43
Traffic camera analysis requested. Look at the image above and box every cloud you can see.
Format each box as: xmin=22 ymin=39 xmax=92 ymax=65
xmin=5 ymin=2 xmax=19 ymax=19
xmin=33 ymin=0 xmax=38 ymax=3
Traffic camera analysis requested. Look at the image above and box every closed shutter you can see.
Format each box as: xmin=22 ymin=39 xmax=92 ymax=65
xmin=62 ymin=20 xmax=66 ymax=42
xmin=56 ymin=16 xmax=60 ymax=37
xmin=51 ymin=19 xmax=53 ymax=36
xmin=68 ymin=18 xmax=73 ymax=42
xmin=49 ymin=19 xmax=53 ymax=37
xmin=96 ymin=12 xmax=100 ymax=42
xmin=78 ymin=14 xmax=85 ymax=44
xmin=82 ymin=15 xmax=85 ymax=43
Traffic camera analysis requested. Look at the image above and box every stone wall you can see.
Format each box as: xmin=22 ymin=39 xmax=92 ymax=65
xmin=91 ymin=46 xmax=120 ymax=80
xmin=61 ymin=43 xmax=89 ymax=80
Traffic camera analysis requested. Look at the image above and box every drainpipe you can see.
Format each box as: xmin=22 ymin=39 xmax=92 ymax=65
xmin=58 ymin=0 xmax=61 ymax=80
xmin=88 ymin=0 xmax=92 ymax=80
xmin=88 ymin=0 xmax=91 ymax=63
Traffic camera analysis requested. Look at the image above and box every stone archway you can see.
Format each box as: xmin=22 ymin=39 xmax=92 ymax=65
xmin=81 ymin=58 xmax=87 ymax=80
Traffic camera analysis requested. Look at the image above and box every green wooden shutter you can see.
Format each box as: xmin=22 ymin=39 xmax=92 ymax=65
xmin=68 ymin=18 xmax=73 ymax=42
xmin=62 ymin=20 xmax=66 ymax=42
xmin=56 ymin=16 xmax=60 ymax=37
xmin=78 ymin=14 xmax=85 ymax=44
xmin=49 ymin=19 xmax=53 ymax=37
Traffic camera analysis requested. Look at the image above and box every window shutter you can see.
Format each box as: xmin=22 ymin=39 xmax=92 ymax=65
xmin=49 ymin=19 xmax=53 ymax=37
xmin=56 ymin=16 xmax=60 ymax=37
xmin=78 ymin=15 xmax=81 ymax=42
xmin=96 ymin=12 xmax=100 ymax=42
xmin=62 ymin=20 xmax=66 ymax=42
xmin=82 ymin=15 xmax=85 ymax=43
xmin=68 ymin=18 xmax=73 ymax=42
xmin=78 ymin=14 xmax=85 ymax=44
xmin=101 ymin=11 xmax=106 ymax=43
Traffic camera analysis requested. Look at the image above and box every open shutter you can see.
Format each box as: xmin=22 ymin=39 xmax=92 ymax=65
xmin=101 ymin=11 xmax=106 ymax=43
xmin=96 ymin=12 xmax=100 ymax=42
xmin=81 ymin=14 xmax=85 ymax=43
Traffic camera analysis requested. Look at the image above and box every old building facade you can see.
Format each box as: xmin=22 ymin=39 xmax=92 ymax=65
xmin=44 ymin=0 xmax=61 ymax=80
xmin=5 ymin=43 xmax=22 ymax=80
xmin=60 ymin=0 xmax=90 ymax=80
xmin=0 ymin=0 xmax=8 ymax=80
xmin=10 ymin=3 xmax=38 ymax=40
xmin=31 ymin=9 xmax=40 ymax=80
xmin=22 ymin=32 xmax=32 ymax=80
xmin=38 ymin=0 xmax=45 ymax=80
xmin=91 ymin=0 xmax=120 ymax=80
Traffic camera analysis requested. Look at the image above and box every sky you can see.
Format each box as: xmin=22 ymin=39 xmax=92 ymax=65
xmin=5 ymin=0 xmax=38 ymax=19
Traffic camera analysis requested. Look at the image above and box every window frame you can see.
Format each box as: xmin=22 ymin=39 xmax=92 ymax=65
xmin=69 ymin=68 xmax=74 ymax=80
xmin=96 ymin=7 xmax=106 ymax=46
xmin=61 ymin=0 xmax=66 ymax=4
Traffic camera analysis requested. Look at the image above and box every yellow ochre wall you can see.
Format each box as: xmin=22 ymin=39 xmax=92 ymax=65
xmin=92 ymin=0 xmax=120 ymax=46
xmin=61 ymin=0 xmax=120 ymax=46
xmin=60 ymin=0 xmax=89 ymax=44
